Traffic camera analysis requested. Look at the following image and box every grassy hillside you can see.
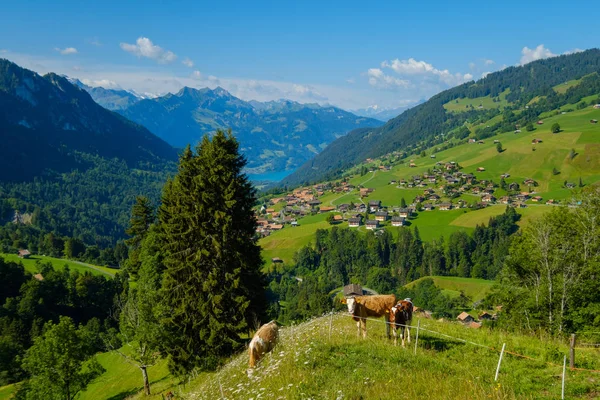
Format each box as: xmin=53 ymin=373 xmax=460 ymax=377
xmin=173 ymin=314 xmax=600 ymax=398
xmin=406 ymin=276 xmax=494 ymax=302
xmin=4 ymin=311 xmax=600 ymax=399
xmin=260 ymin=104 xmax=600 ymax=263
xmin=0 ymin=253 xmax=116 ymax=277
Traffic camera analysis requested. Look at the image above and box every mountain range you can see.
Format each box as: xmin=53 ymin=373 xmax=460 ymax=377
xmin=73 ymin=82 xmax=382 ymax=175
xmin=115 ymin=87 xmax=382 ymax=174
xmin=283 ymin=49 xmax=600 ymax=186
xmin=352 ymin=103 xmax=422 ymax=122
xmin=0 ymin=59 xmax=177 ymax=182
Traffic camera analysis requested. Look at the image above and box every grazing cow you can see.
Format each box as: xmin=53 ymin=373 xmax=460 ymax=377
xmin=342 ymin=294 xmax=396 ymax=338
xmin=389 ymin=299 xmax=414 ymax=347
xmin=248 ymin=320 xmax=279 ymax=368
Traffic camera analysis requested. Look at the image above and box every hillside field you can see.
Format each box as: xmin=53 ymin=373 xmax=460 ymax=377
xmin=260 ymin=104 xmax=600 ymax=264
xmin=0 ymin=253 xmax=116 ymax=277
xmin=406 ymin=276 xmax=495 ymax=303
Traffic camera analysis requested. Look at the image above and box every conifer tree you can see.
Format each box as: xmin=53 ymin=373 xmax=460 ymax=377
xmin=124 ymin=196 xmax=155 ymax=277
xmin=158 ymin=131 xmax=266 ymax=373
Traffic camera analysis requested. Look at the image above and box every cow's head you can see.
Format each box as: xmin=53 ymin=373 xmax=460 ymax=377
xmin=343 ymin=297 xmax=360 ymax=314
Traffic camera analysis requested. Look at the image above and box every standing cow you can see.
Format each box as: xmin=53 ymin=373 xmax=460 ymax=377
xmin=389 ymin=299 xmax=414 ymax=347
xmin=248 ymin=320 xmax=279 ymax=368
xmin=342 ymin=294 xmax=396 ymax=338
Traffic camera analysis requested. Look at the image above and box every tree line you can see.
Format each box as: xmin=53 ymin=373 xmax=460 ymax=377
xmin=266 ymin=207 xmax=520 ymax=323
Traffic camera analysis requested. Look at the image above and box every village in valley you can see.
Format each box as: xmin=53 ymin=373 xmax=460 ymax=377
xmin=256 ymin=155 xmax=559 ymax=241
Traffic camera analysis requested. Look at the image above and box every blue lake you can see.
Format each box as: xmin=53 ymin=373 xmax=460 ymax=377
xmin=247 ymin=169 xmax=297 ymax=183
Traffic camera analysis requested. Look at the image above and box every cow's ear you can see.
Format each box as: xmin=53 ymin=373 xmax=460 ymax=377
xmin=341 ymin=298 xmax=347 ymax=304
xmin=385 ymin=309 xmax=389 ymax=314
xmin=355 ymin=298 xmax=361 ymax=304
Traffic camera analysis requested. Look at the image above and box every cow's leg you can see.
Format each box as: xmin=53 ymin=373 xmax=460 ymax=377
xmin=362 ymin=319 xmax=367 ymax=339
xmin=406 ymin=321 xmax=411 ymax=344
xmin=392 ymin=325 xmax=398 ymax=346
xmin=385 ymin=314 xmax=391 ymax=339
xmin=400 ymin=326 xmax=406 ymax=347
xmin=356 ymin=320 xmax=361 ymax=338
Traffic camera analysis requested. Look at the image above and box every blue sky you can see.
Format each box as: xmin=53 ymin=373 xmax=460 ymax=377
xmin=0 ymin=0 xmax=593 ymax=109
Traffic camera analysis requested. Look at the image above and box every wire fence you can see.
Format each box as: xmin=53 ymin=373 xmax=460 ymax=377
xmin=343 ymin=313 xmax=600 ymax=374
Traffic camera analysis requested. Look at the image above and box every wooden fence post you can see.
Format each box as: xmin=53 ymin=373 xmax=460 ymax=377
xmin=495 ymin=343 xmax=506 ymax=382
xmin=562 ymin=354 xmax=567 ymax=399
xmin=219 ymin=376 xmax=225 ymax=399
xmin=569 ymin=334 xmax=576 ymax=369
xmin=414 ymin=319 xmax=420 ymax=355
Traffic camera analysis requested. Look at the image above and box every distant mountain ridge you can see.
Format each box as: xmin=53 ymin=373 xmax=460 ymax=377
xmin=67 ymin=77 xmax=143 ymax=110
xmin=118 ymin=87 xmax=383 ymax=173
xmin=352 ymin=102 xmax=423 ymax=122
xmin=283 ymin=49 xmax=600 ymax=186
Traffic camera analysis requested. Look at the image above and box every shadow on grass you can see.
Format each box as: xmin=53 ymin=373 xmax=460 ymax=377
xmin=419 ymin=335 xmax=464 ymax=352
xmin=107 ymin=388 xmax=140 ymax=400
xmin=105 ymin=375 xmax=172 ymax=400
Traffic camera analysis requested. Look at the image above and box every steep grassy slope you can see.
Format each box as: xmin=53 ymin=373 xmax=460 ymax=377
xmin=180 ymin=315 xmax=600 ymax=399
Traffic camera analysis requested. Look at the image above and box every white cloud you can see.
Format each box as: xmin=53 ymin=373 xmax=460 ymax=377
xmin=367 ymin=68 xmax=410 ymax=89
xmin=469 ymin=62 xmax=476 ymax=70
xmin=81 ymin=78 xmax=121 ymax=89
xmin=190 ymin=70 xmax=203 ymax=79
xmin=381 ymin=58 xmax=436 ymax=75
xmin=346 ymin=78 xmax=355 ymax=84
xmin=88 ymin=38 xmax=102 ymax=46
xmin=481 ymin=71 xmax=491 ymax=79
xmin=182 ymin=57 xmax=194 ymax=68
xmin=120 ymin=37 xmax=177 ymax=64
xmin=55 ymin=47 xmax=78 ymax=55
xmin=520 ymin=44 xmax=556 ymax=65
xmin=378 ymin=57 xmax=471 ymax=87
xmin=292 ymin=84 xmax=327 ymax=100
xmin=463 ymin=73 xmax=473 ymax=81
xmin=484 ymin=59 xmax=495 ymax=65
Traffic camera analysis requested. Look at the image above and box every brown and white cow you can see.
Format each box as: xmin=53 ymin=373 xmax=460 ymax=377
xmin=342 ymin=294 xmax=396 ymax=338
xmin=248 ymin=320 xmax=279 ymax=368
xmin=389 ymin=299 xmax=414 ymax=347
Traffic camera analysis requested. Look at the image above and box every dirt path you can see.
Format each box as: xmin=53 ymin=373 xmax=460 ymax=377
xmin=71 ymin=260 xmax=114 ymax=277
xmin=328 ymin=171 xmax=378 ymax=206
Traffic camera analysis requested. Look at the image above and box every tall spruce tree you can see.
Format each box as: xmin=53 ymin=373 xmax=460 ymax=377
xmin=158 ymin=130 xmax=266 ymax=373
xmin=124 ymin=196 xmax=155 ymax=277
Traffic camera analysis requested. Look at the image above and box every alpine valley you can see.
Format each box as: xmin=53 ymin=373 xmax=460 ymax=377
xmin=76 ymin=82 xmax=383 ymax=175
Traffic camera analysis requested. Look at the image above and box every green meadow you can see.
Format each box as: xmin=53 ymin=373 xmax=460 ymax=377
xmin=0 ymin=253 xmax=116 ymax=277
xmin=406 ymin=276 xmax=495 ymax=303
